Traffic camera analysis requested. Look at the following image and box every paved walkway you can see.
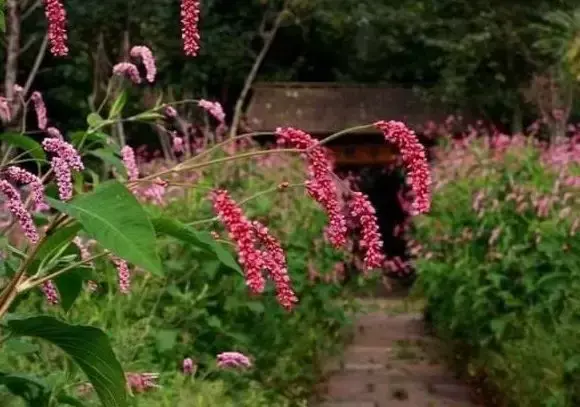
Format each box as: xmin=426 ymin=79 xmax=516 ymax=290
xmin=312 ymin=298 xmax=479 ymax=407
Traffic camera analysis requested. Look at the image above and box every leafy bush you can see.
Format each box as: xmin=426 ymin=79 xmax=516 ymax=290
xmin=412 ymin=134 xmax=580 ymax=406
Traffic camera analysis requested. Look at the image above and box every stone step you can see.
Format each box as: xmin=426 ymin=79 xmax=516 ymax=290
xmin=352 ymin=313 xmax=426 ymax=346
xmin=313 ymin=402 xmax=376 ymax=407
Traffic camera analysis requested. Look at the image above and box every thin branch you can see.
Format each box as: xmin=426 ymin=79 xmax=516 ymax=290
xmin=18 ymin=33 xmax=38 ymax=56
xmin=21 ymin=0 xmax=42 ymax=21
xmin=22 ymin=34 xmax=48 ymax=95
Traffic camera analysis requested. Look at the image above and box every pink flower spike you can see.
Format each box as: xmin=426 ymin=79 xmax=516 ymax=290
xmin=374 ymin=120 xmax=431 ymax=214
xmin=112 ymin=62 xmax=142 ymax=84
xmin=130 ymin=45 xmax=157 ymax=83
xmin=4 ymin=166 xmax=46 ymax=210
xmin=349 ymin=192 xmax=385 ymax=271
xmin=198 ymin=99 xmax=225 ymax=123
xmin=112 ymin=257 xmax=131 ymax=294
xmin=216 ymin=352 xmax=252 ymax=369
xmin=275 ymin=127 xmax=347 ymax=248
xmin=31 ymin=92 xmax=48 ymax=130
xmin=41 ymin=280 xmax=59 ymax=305
xmin=0 ymin=180 xmax=39 ymax=243
xmin=210 ymin=189 xmax=266 ymax=293
xmin=181 ymin=0 xmax=201 ymax=56
xmin=51 ymin=157 xmax=73 ymax=200
xmin=126 ymin=372 xmax=159 ymax=393
xmin=121 ymin=146 xmax=139 ymax=181
xmin=182 ymin=358 xmax=196 ymax=374
xmin=42 ymin=0 xmax=68 ymax=56
xmin=252 ymin=221 xmax=298 ymax=310
xmin=42 ymin=135 xmax=84 ymax=171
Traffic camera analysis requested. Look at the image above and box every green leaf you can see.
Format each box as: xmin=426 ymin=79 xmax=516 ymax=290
xmin=87 ymin=113 xmax=105 ymax=129
xmin=28 ymin=224 xmax=82 ymax=274
xmin=54 ymin=268 xmax=89 ymax=313
xmin=6 ymin=316 xmax=127 ymax=407
xmin=88 ymin=149 xmax=127 ymax=177
xmin=108 ymin=91 xmax=127 ymax=119
xmin=0 ymin=372 xmax=50 ymax=406
xmin=0 ymin=132 xmax=46 ymax=161
xmin=3 ymin=338 xmax=40 ymax=354
xmin=151 ymin=217 xmax=241 ymax=274
xmin=46 ymin=181 xmax=162 ymax=276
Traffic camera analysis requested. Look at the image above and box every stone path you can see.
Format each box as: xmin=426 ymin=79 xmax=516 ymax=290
xmin=312 ymin=298 xmax=479 ymax=407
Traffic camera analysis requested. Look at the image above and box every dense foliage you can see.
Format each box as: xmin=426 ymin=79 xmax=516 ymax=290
xmin=412 ymin=133 xmax=580 ymax=406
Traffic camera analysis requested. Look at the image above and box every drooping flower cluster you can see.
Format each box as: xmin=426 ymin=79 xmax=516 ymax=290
xmin=349 ymin=192 xmax=385 ymax=271
xmin=182 ymin=357 xmax=196 ymax=375
xmin=112 ymin=257 xmax=131 ymax=294
xmin=130 ymin=46 xmax=157 ymax=83
xmin=42 ymin=131 xmax=84 ymax=201
xmin=112 ymin=62 xmax=141 ymax=84
xmin=252 ymin=221 xmax=297 ymax=310
xmin=374 ymin=120 xmax=431 ymax=214
xmin=276 ymin=127 xmax=347 ymax=248
xmin=216 ymin=352 xmax=252 ymax=369
xmin=198 ymin=99 xmax=225 ymax=123
xmin=121 ymin=146 xmax=139 ymax=181
xmin=31 ymin=91 xmax=48 ymax=130
xmin=181 ymin=0 xmax=201 ymax=56
xmin=3 ymin=166 xmax=47 ymax=211
xmin=42 ymin=0 xmax=68 ymax=56
xmin=41 ymin=280 xmax=60 ymax=305
xmin=210 ymin=189 xmax=266 ymax=293
xmin=0 ymin=180 xmax=39 ymax=243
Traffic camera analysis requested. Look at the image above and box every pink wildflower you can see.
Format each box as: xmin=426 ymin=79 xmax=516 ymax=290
xmin=4 ymin=166 xmax=46 ymax=210
xmin=126 ymin=373 xmax=159 ymax=393
xmin=164 ymin=105 xmax=178 ymax=118
xmin=51 ymin=157 xmax=73 ymax=200
xmin=121 ymin=146 xmax=139 ymax=181
xmin=112 ymin=62 xmax=141 ymax=84
xmin=181 ymin=0 xmax=201 ymax=56
xmin=172 ymin=135 xmax=184 ymax=153
xmin=42 ymin=134 xmax=84 ymax=171
xmin=0 ymin=180 xmax=39 ymax=243
xmin=375 ymin=120 xmax=431 ymax=214
xmin=252 ymin=221 xmax=297 ymax=310
xmin=210 ymin=189 xmax=265 ymax=293
xmin=182 ymin=358 xmax=196 ymax=374
xmin=276 ymin=127 xmax=347 ymax=248
xmin=42 ymin=0 xmax=68 ymax=56
xmin=216 ymin=352 xmax=252 ymax=369
xmin=0 ymin=97 xmax=11 ymax=123
xmin=31 ymin=92 xmax=47 ymax=130
xmin=130 ymin=46 xmax=156 ymax=83
xmin=349 ymin=192 xmax=385 ymax=271
xmin=112 ymin=257 xmax=131 ymax=294
xmin=41 ymin=280 xmax=59 ymax=305
xmin=198 ymin=99 xmax=225 ymax=123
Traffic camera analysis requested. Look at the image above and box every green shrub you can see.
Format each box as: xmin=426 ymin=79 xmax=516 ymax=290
xmin=412 ymin=135 xmax=580 ymax=406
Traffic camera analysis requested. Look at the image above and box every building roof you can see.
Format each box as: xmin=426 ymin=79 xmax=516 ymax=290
xmin=245 ymin=82 xmax=461 ymax=134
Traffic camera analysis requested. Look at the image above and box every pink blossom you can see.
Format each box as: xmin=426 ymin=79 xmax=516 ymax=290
xmin=375 ymin=120 xmax=431 ymax=214
xmin=51 ymin=157 xmax=73 ymax=200
xmin=130 ymin=45 xmax=156 ymax=83
xmin=182 ymin=358 xmax=195 ymax=374
xmin=0 ymin=97 xmax=11 ymax=123
xmin=42 ymin=134 xmax=84 ymax=171
xmin=121 ymin=146 xmax=139 ymax=181
xmin=276 ymin=127 xmax=347 ymax=248
xmin=112 ymin=62 xmax=141 ymax=84
xmin=31 ymin=92 xmax=47 ymax=130
xmin=198 ymin=99 xmax=225 ymax=123
xmin=41 ymin=280 xmax=59 ymax=305
xmin=349 ymin=192 xmax=385 ymax=271
xmin=125 ymin=373 xmax=159 ymax=393
xmin=252 ymin=221 xmax=297 ymax=310
xmin=181 ymin=0 xmax=201 ymax=56
xmin=172 ymin=135 xmax=184 ymax=153
xmin=164 ymin=105 xmax=178 ymax=118
xmin=216 ymin=352 xmax=252 ymax=369
xmin=3 ymin=166 xmax=46 ymax=210
xmin=112 ymin=257 xmax=131 ymax=294
xmin=0 ymin=180 xmax=39 ymax=243
xmin=210 ymin=189 xmax=265 ymax=293
xmin=42 ymin=0 xmax=68 ymax=56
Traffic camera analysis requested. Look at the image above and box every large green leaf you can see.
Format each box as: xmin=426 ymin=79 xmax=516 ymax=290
xmin=5 ymin=316 xmax=127 ymax=407
xmin=88 ymin=149 xmax=127 ymax=177
xmin=0 ymin=132 xmax=46 ymax=161
xmin=54 ymin=268 xmax=90 ymax=313
xmin=151 ymin=217 xmax=242 ymax=274
xmin=47 ymin=181 xmax=162 ymax=276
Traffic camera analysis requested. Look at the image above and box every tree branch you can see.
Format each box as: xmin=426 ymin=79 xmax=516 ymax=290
xmin=4 ymin=0 xmax=21 ymax=104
